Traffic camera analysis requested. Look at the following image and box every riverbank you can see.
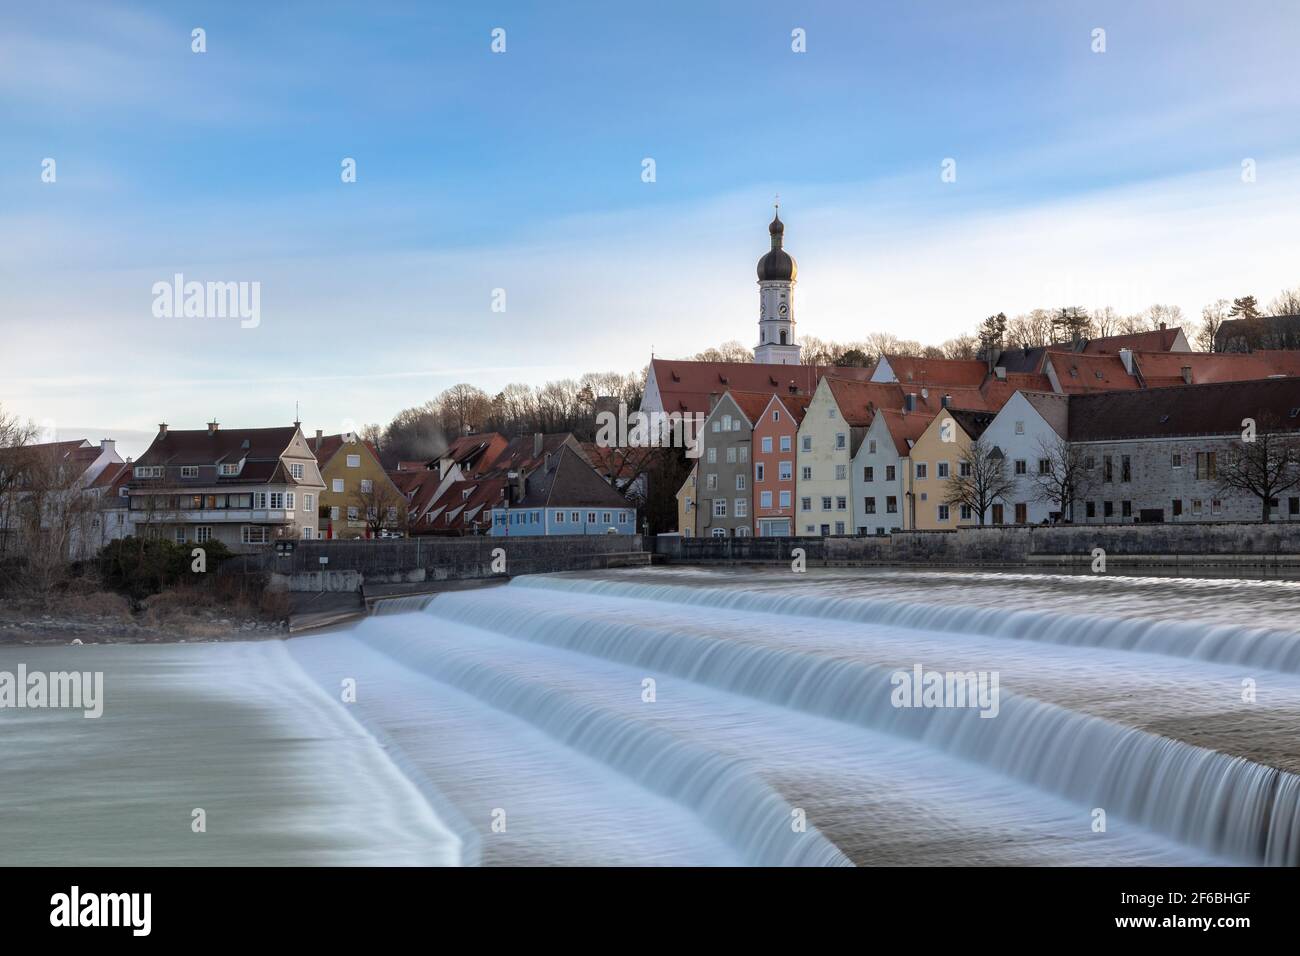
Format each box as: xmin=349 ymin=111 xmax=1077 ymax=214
xmin=0 ymin=591 xmax=285 ymax=645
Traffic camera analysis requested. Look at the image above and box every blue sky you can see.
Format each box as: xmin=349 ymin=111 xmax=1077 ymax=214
xmin=4 ymin=0 xmax=1300 ymax=456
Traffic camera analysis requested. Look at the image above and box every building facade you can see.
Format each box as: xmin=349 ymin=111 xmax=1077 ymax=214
xmin=313 ymin=431 xmax=407 ymax=538
xmin=751 ymin=392 xmax=807 ymax=536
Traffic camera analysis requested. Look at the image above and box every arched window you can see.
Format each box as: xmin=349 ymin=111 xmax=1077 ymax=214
xmin=779 ymin=330 xmax=788 ymax=345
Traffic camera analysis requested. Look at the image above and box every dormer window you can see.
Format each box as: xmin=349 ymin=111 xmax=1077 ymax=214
xmin=289 ymin=463 xmax=304 ymax=480
xmin=180 ymin=466 xmax=199 ymax=478
xmin=134 ymin=465 xmax=163 ymax=479
xmin=219 ymin=462 xmax=240 ymax=476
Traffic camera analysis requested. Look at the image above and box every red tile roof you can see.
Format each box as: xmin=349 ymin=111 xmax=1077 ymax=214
xmin=1046 ymin=352 xmax=1140 ymax=393
xmin=880 ymin=355 xmax=987 ymax=389
xmin=1082 ymin=327 xmax=1183 ymax=354
xmin=1068 ymin=378 xmax=1300 ymax=441
xmin=649 ymin=359 xmax=869 ymax=414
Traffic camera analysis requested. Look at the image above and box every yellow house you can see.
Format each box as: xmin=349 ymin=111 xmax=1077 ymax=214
xmin=312 ymin=431 xmax=407 ymax=538
xmin=906 ymin=409 xmax=995 ymax=529
xmin=675 ymin=465 xmax=697 ymax=536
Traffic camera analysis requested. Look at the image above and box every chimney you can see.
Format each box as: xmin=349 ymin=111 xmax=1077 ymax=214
xmin=158 ymin=423 xmax=168 ymax=438
xmin=315 ymin=428 xmax=323 ymax=451
xmin=905 ymin=393 xmax=917 ymax=413
xmin=1119 ymin=348 xmax=1134 ymax=374
xmin=788 ymin=380 xmax=797 ymax=394
xmin=207 ymin=420 xmax=219 ymax=435
xmin=532 ymin=432 xmax=543 ymax=458
xmin=1180 ymin=366 xmax=1192 ymax=385
xmin=100 ymin=438 xmax=115 ymax=454
xmin=985 ymin=347 xmax=1002 ymax=375
xmin=941 ymin=394 xmax=951 ymax=409
xmin=1159 ymin=322 xmax=1167 ymax=330
xmin=994 ymin=367 xmax=1007 ymax=380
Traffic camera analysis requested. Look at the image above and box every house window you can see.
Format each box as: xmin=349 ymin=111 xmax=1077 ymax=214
xmin=835 ymin=433 xmax=846 ymax=450
xmin=864 ymin=497 xmax=876 ymax=514
xmin=1104 ymin=501 xmax=1114 ymax=518
xmin=1037 ymin=459 xmax=1050 ymax=475
xmin=706 ymin=474 xmax=718 ymax=490
xmin=779 ymin=461 xmax=792 ymax=480
xmin=992 ymin=504 xmax=1005 ymax=523
xmin=602 ymin=512 xmax=612 ymax=524
xmin=1014 ymin=421 xmax=1024 ymax=435
xmin=173 ymin=528 xmax=187 ymax=544
xmin=1172 ymin=499 xmax=1183 ymax=517
xmin=868 ymin=440 xmax=877 ymax=454
xmin=255 ymin=492 xmax=268 ymax=508
xmin=1014 ymin=460 xmax=1027 ymax=475
xmin=360 ymin=479 xmax=373 ymax=493
xmin=938 ymin=504 xmax=950 ymax=521
xmin=572 ymin=512 xmax=580 ymax=522
xmin=134 ymin=465 xmax=164 ymax=479
xmin=711 ymin=421 xmax=720 ymax=433
xmin=1121 ymin=501 xmax=1132 ymax=518
xmin=304 ymin=494 xmax=313 ymax=511
xmin=937 ymin=462 xmax=949 ymax=479
xmin=346 ymin=455 xmax=361 ymax=468
xmin=800 ymin=497 xmax=811 ymax=511
xmin=219 ymin=463 xmax=240 ymax=476
xmin=739 ymin=446 xmax=748 ymax=463
xmin=779 ymin=491 xmax=791 ymax=508
xmin=736 ymin=474 xmax=746 ymax=490
xmin=332 ymin=478 xmax=344 ymax=493
xmin=302 ymin=527 xmax=313 ymax=539
xmin=734 ymin=499 xmax=747 ymax=518
xmin=762 ymin=436 xmax=773 ymax=453
xmin=712 ymin=527 xmax=726 ymax=537
xmin=726 ymin=447 xmax=737 ymax=464
xmin=780 ymin=436 xmax=791 ymax=452
xmin=1103 ymin=457 xmax=1113 ymax=482
xmin=835 ymin=464 xmax=847 ymax=480
xmin=181 ymin=466 xmax=199 ymax=478
xmin=721 ymin=415 xmax=732 ymax=430
xmin=618 ymin=511 xmax=628 ymax=524
xmin=1085 ymin=456 xmax=1096 ymax=470
xmin=1172 ymin=453 xmax=1182 ymax=469
xmin=707 ymin=448 xmax=717 ymax=464
xmin=1086 ymin=501 xmax=1096 ymax=518
xmin=270 ymin=492 xmax=284 ymax=509
xmin=713 ymin=499 xmax=727 ymax=517
xmin=864 ymin=466 xmax=874 ymax=482
xmin=1212 ymin=499 xmax=1223 ymax=516
xmin=289 ymin=463 xmax=304 ymax=479
xmin=886 ymin=465 xmax=896 ymax=481
xmin=1015 ymin=503 xmax=1028 ymax=523
xmin=756 ymin=463 xmax=765 ymax=481
xmin=1192 ymin=499 xmax=1203 ymax=515
xmin=836 ymin=496 xmax=847 ymax=511
xmin=959 ymin=462 xmax=971 ymax=478
xmin=760 ymin=491 xmax=773 ymax=508
xmin=821 ymin=496 xmax=832 ymax=511
xmin=241 ymin=526 xmax=270 ymax=544
xmin=915 ymin=463 xmax=927 ymax=479
xmin=805 ymin=525 xmax=815 ymax=534
xmin=330 ymin=506 xmax=340 ymax=520
xmin=960 ymin=504 xmax=972 ymax=520
xmin=801 ymin=466 xmax=812 ymax=481
xmin=834 ymin=521 xmax=845 ymax=535
xmin=285 ymin=492 xmax=295 ymax=510
xmin=1121 ymin=456 xmax=1131 ymax=482
xmin=886 ymin=496 xmax=898 ymax=514
xmin=772 ymin=410 xmax=780 ymax=422
xmin=1196 ymin=452 xmax=1217 ymax=479
xmin=347 ymin=506 xmax=359 ymax=520
xmin=801 ymin=436 xmax=812 ymax=452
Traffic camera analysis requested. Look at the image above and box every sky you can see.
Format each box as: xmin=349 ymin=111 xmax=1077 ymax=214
xmin=4 ymin=0 xmax=1300 ymax=458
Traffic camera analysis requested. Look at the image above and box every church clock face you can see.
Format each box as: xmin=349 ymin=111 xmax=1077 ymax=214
xmin=779 ymin=302 xmax=788 ymax=316
xmin=760 ymin=301 xmax=767 ymax=318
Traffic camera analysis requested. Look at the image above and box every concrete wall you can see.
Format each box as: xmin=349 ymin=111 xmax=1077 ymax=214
xmin=654 ymin=523 xmax=1300 ymax=568
xmin=234 ymin=534 xmax=646 ymax=590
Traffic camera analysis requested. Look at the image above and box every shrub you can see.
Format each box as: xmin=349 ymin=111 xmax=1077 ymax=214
xmin=99 ymin=536 xmax=234 ymax=600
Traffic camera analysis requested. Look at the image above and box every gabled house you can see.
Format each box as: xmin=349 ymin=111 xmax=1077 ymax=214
xmin=489 ymin=444 xmax=637 ymax=536
xmin=980 ymin=391 xmax=1070 ymax=524
xmin=695 ymin=390 xmax=770 ymax=537
xmin=126 ymin=422 xmax=324 ymax=549
xmin=312 ymin=431 xmax=407 ymax=538
xmin=853 ymin=408 xmax=933 ymax=533
xmin=0 ymin=438 xmax=126 ymax=559
xmin=908 ymin=408 xmax=997 ymax=529
xmin=752 ymin=391 xmax=810 ymax=536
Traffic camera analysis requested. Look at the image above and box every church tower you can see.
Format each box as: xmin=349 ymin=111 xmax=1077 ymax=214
xmin=754 ymin=205 xmax=801 ymax=364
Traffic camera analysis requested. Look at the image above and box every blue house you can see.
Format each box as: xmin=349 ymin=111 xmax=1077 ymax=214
xmin=490 ymin=444 xmax=637 ymax=536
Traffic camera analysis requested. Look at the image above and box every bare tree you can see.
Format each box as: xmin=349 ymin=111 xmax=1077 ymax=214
xmin=1091 ymin=306 xmax=1121 ymax=338
xmin=941 ymin=334 xmax=978 ymax=360
xmin=1028 ymin=433 xmax=1095 ymax=522
xmin=1268 ymin=286 xmax=1300 ymax=317
xmin=351 ymin=478 xmax=408 ymax=537
xmin=1216 ymin=416 xmax=1300 ymax=521
xmin=1196 ymin=299 xmax=1230 ymax=352
xmin=692 ymin=340 xmax=753 ymax=363
xmin=1050 ymin=306 xmax=1093 ymax=341
xmin=944 ymin=438 xmax=1018 ymax=526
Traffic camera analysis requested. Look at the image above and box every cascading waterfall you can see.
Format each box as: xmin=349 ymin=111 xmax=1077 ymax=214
xmin=408 ymin=578 xmax=1300 ymax=865
xmin=511 ymin=574 xmax=1300 ymax=675
xmin=340 ymin=620 xmax=851 ymax=867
